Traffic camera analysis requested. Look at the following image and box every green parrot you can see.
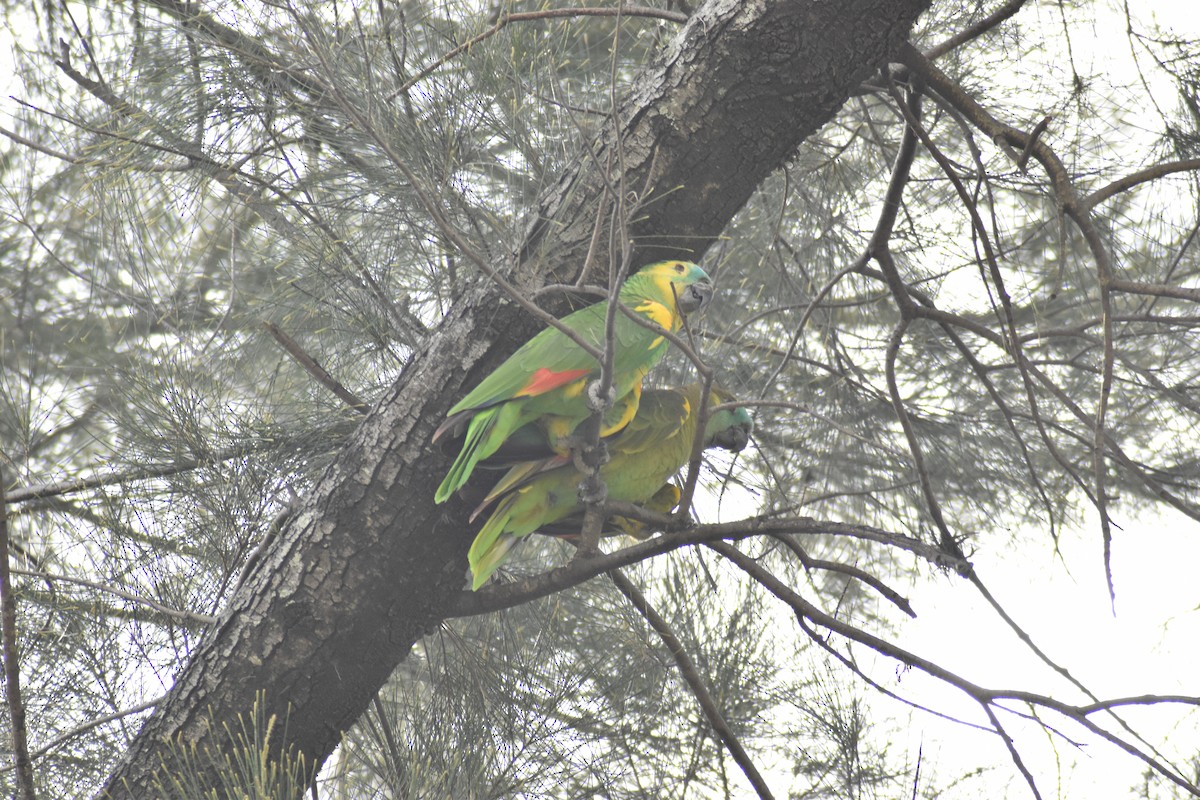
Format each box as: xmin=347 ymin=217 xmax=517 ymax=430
xmin=467 ymin=382 xmax=753 ymax=590
xmin=433 ymin=261 xmax=714 ymax=503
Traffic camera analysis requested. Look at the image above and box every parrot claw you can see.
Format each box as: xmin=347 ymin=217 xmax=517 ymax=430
xmin=566 ymin=436 xmax=609 ymax=473
xmin=671 ymin=512 xmax=697 ymax=531
xmin=577 ymin=474 xmax=608 ymax=506
xmin=586 ymin=380 xmax=616 ymax=413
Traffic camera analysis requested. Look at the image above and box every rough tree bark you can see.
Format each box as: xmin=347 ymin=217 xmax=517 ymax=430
xmin=99 ymin=0 xmax=931 ymax=795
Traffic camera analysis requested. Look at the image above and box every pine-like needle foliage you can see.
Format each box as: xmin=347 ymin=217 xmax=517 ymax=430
xmin=3 ymin=0 xmax=1200 ymax=797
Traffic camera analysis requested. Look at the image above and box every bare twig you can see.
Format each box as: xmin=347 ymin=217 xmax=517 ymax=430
xmin=1083 ymin=158 xmax=1200 ymax=210
xmin=7 ymin=567 xmax=215 ymax=627
xmin=0 ymin=464 xmax=37 ymax=800
xmin=861 ymin=81 xmax=961 ymax=556
xmin=770 ymin=534 xmax=916 ymax=618
xmin=1108 ymin=279 xmax=1200 ymax=304
xmin=923 ymin=0 xmax=1032 ymax=60
xmin=4 ymin=435 xmax=319 ymax=506
xmin=0 ymin=696 xmax=163 ymax=774
xmin=388 ymin=6 xmax=688 ymax=99
xmin=264 ymin=322 xmax=370 ymax=415
xmin=609 ymin=568 xmax=776 ymax=800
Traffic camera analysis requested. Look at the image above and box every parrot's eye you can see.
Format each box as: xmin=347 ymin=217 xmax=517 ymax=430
xmin=674 ymin=263 xmax=685 ymax=273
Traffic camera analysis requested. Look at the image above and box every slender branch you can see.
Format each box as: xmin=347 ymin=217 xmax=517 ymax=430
xmin=770 ymin=535 xmax=916 ymax=618
xmin=609 ymin=569 xmax=776 ymax=800
xmin=0 ymin=124 xmax=190 ymax=171
xmin=264 ymin=322 xmax=370 ymax=415
xmin=370 ymin=695 xmax=404 ymax=780
xmin=863 ymin=82 xmax=960 ymax=555
xmin=923 ymin=0 xmax=1032 ymax=60
xmin=0 ymin=696 xmax=163 ymax=774
xmin=447 ymin=515 xmax=970 ymax=617
xmin=4 ymin=436 xmax=322 ymax=506
xmin=982 ymin=704 xmax=1044 ymax=800
xmin=389 ymin=6 xmax=688 ymax=99
xmin=1084 ymin=158 xmax=1200 ymax=210
xmin=755 ymin=257 xmax=867 ymax=401
xmin=1108 ymin=279 xmax=1200 ymax=304
xmin=7 ymin=568 xmax=215 ymax=626
xmin=0 ymin=464 xmax=37 ymax=800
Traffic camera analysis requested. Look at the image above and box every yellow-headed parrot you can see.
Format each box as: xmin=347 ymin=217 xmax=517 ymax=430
xmin=433 ymin=261 xmax=714 ymax=503
xmin=467 ymin=382 xmax=753 ymax=589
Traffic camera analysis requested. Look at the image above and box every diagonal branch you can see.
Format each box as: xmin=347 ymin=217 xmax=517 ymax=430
xmin=390 ymin=6 xmax=689 ymax=99
xmin=264 ymin=322 xmax=370 ymax=415
xmin=608 ymin=568 xmax=776 ymax=800
xmin=708 ymin=541 xmax=1200 ymax=798
xmin=901 ymin=42 xmax=1121 ymax=605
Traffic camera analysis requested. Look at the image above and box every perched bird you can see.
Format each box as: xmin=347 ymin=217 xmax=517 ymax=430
xmin=467 ymin=383 xmax=753 ymax=590
xmin=433 ymin=261 xmax=714 ymax=503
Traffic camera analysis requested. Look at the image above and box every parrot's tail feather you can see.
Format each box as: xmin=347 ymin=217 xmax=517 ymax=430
xmin=435 ymin=406 xmax=502 ymax=503
xmin=469 ymin=495 xmax=519 ymax=589
xmin=470 ymin=537 xmax=516 ymax=590
xmin=470 ymin=455 xmax=569 ymax=523
xmin=468 ymin=494 xmax=514 ymax=567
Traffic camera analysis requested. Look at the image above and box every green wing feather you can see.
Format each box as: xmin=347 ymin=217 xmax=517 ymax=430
xmin=435 ymin=261 xmax=713 ymax=503
xmin=467 ymin=382 xmax=753 ymax=589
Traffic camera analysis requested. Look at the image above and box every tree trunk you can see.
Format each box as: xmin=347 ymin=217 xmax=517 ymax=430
xmin=99 ymin=0 xmax=931 ymax=795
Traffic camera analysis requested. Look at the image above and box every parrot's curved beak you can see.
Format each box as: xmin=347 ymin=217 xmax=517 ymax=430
xmin=705 ymin=417 xmax=753 ymax=453
xmin=711 ymin=419 xmax=753 ymax=452
xmin=676 ymin=278 xmax=713 ymax=314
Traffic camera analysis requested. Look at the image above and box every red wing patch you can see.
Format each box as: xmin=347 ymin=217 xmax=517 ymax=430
xmin=516 ymin=367 xmax=590 ymax=397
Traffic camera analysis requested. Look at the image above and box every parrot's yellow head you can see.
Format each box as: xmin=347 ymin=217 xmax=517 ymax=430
xmin=630 ymin=260 xmax=714 ymax=315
